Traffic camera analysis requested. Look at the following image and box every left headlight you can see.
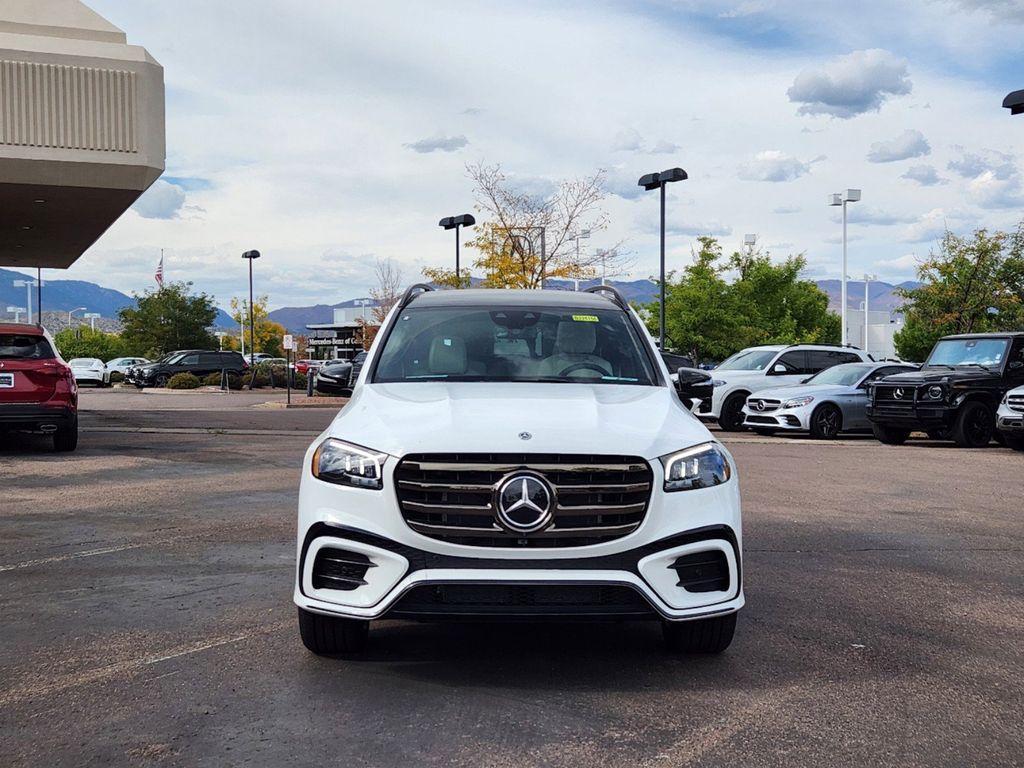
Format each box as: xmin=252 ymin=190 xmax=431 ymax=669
xmin=312 ymin=438 xmax=388 ymax=489
xmin=924 ymin=385 xmax=944 ymax=400
xmin=783 ymin=395 xmax=814 ymax=409
xmin=660 ymin=442 xmax=732 ymax=492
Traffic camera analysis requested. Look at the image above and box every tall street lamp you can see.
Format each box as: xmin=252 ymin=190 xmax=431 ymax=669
xmin=828 ymin=189 xmax=861 ymax=346
xmin=12 ymin=277 xmax=43 ymax=325
xmin=863 ymin=273 xmax=877 ymax=355
xmin=570 ymin=230 xmax=591 ymax=291
xmin=84 ymin=312 xmax=101 ymax=331
xmin=439 ymin=214 xmax=476 ymax=287
xmin=7 ymin=306 xmax=26 ymax=323
xmin=68 ymin=306 xmax=86 ymax=326
xmin=242 ymin=250 xmax=261 ymax=368
xmin=1003 ymin=90 xmax=1024 ymax=115
xmin=638 ymin=167 xmax=688 ymax=351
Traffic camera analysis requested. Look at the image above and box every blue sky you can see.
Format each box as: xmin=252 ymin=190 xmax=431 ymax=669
xmin=54 ymin=0 xmax=1024 ymax=308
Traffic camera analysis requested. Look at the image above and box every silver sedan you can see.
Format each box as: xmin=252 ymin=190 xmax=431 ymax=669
xmin=742 ymin=362 xmax=918 ymax=439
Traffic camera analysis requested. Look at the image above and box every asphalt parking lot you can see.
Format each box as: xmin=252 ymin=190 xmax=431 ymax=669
xmin=2 ymin=389 xmax=1022 ymax=767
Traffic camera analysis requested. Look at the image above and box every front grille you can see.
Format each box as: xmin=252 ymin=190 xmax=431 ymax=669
xmin=874 ymin=385 xmax=915 ymax=402
xmin=394 ymin=453 xmax=653 ymax=547
xmin=745 ymin=415 xmax=778 ymax=425
xmin=670 ymin=551 xmax=729 ymax=593
xmin=385 ymin=583 xmax=655 ymax=618
xmin=1008 ymin=395 xmax=1024 ymax=414
xmin=312 ymin=548 xmax=374 ymax=590
xmin=746 ymin=398 xmax=781 ymax=413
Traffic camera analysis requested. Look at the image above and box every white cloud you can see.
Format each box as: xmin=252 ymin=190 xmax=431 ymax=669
xmin=866 ymin=129 xmax=930 ymax=162
xmin=967 ymin=170 xmax=1024 ymax=209
xmin=772 ymin=205 xmax=801 ymax=214
xmin=611 ymin=128 xmax=644 ymax=152
xmin=738 ymin=150 xmax=811 ymax=182
xmin=787 ymin=49 xmax=912 ymax=118
xmin=874 ymin=253 xmax=921 ymax=274
xmin=837 ymin=206 xmax=917 ymax=226
xmin=901 ymin=208 xmax=965 ymax=242
xmin=131 ymin=180 xmax=186 ymax=220
xmin=941 ymin=0 xmax=1024 ymax=23
xmin=901 ymin=164 xmax=946 ymax=186
xmin=650 ymin=139 xmax=681 ymax=154
xmin=404 ymin=135 xmax=469 ymax=153
xmin=718 ymin=0 xmax=775 ymax=18
xmin=670 ymin=221 xmax=733 ymax=237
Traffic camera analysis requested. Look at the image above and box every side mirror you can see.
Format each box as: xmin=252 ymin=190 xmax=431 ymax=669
xmin=770 ymin=363 xmax=788 ymax=374
xmin=1010 ymin=360 xmax=1023 ymax=370
xmin=676 ymin=367 xmax=714 ymax=401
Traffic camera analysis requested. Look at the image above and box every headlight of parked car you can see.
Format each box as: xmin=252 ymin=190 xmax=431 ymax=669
xmin=711 ymin=379 xmax=727 ymax=387
xmin=782 ymin=395 xmax=814 ymax=409
xmin=660 ymin=442 xmax=732 ymax=492
xmin=924 ymin=385 xmax=944 ymax=400
xmin=312 ymin=438 xmax=388 ymax=489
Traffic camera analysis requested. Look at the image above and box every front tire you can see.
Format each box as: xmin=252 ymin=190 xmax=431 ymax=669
xmin=810 ymin=403 xmax=843 ymax=440
xmin=154 ymin=374 xmax=169 ymax=388
xmin=663 ymin=612 xmax=737 ymax=654
xmin=53 ymin=417 xmax=78 ymax=452
xmin=951 ymin=401 xmax=994 ymax=448
xmin=718 ymin=393 xmax=749 ymax=432
xmin=297 ymin=608 xmax=368 ymax=656
xmin=873 ymin=423 xmax=910 ymax=445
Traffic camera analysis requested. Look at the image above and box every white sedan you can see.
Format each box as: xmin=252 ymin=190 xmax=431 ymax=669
xmin=69 ymin=358 xmax=110 ymax=387
xmin=106 ymin=356 xmax=150 ymax=376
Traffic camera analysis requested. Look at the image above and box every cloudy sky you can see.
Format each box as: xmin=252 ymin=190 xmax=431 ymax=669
xmin=53 ymin=0 xmax=1024 ymax=308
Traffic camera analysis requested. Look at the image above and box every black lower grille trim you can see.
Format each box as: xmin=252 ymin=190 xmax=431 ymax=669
xmin=312 ymin=548 xmax=374 ymax=591
xmin=385 ymin=583 xmax=656 ymax=619
xmin=670 ymin=551 xmax=729 ymax=593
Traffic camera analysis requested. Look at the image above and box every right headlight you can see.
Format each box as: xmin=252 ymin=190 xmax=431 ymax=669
xmin=711 ymin=379 xmax=727 ymax=387
xmin=312 ymin=438 xmax=388 ymax=489
xmin=660 ymin=442 xmax=732 ymax=492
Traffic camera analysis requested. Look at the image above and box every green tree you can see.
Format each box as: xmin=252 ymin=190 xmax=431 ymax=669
xmin=649 ymin=237 xmax=839 ymax=364
xmin=226 ymin=295 xmax=285 ymax=357
xmin=894 ymin=226 xmax=1024 ymax=361
xmin=53 ymin=327 xmax=128 ymax=361
xmin=118 ymin=281 xmax=218 ymax=358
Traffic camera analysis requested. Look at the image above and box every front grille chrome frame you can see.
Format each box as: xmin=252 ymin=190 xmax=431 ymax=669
xmin=394 ymin=453 xmax=654 ymax=548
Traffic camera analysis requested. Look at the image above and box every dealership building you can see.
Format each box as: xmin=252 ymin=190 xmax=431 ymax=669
xmin=0 ymin=0 xmax=164 ymax=271
xmin=305 ymin=301 xmax=377 ymax=360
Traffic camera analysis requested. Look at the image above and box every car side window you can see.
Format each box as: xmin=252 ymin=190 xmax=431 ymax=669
xmin=771 ymin=351 xmax=806 ymax=375
xmin=1008 ymin=340 xmax=1024 ymax=380
xmin=198 ymin=353 xmax=221 ymax=366
xmin=179 ymin=354 xmax=200 ymax=366
xmin=806 ymin=350 xmax=846 ymax=374
xmin=839 ymin=352 xmax=863 ymax=364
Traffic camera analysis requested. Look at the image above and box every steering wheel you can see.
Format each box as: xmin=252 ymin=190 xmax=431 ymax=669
xmin=557 ymin=362 xmax=609 ymax=378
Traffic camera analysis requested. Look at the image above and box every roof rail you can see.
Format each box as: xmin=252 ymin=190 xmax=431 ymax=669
xmin=397 ymin=283 xmax=434 ymax=311
xmin=583 ymin=284 xmax=629 ymax=311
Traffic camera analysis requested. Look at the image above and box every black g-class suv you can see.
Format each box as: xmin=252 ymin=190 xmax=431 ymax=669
xmin=867 ymin=332 xmax=1024 ymax=447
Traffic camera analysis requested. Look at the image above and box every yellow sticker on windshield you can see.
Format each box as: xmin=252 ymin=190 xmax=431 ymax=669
xmin=572 ymin=314 xmax=599 ymax=323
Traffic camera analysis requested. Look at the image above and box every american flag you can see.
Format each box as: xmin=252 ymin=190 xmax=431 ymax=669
xmin=155 ymin=251 xmax=164 ymax=288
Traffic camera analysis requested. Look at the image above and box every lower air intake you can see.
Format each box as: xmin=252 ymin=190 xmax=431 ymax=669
xmin=670 ymin=551 xmax=729 ymax=593
xmin=312 ymin=548 xmax=374 ymax=591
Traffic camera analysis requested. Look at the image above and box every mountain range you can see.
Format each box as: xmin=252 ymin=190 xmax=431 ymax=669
xmin=0 ymin=267 xmax=234 ymax=327
xmin=1 ymin=266 xmax=918 ymax=333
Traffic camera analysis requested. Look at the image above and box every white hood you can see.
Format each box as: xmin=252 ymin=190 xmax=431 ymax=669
xmin=326 ymin=382 xmax=714 ymax=460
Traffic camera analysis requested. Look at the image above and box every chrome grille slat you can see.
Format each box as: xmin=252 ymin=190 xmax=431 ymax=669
xmin=395 ymin=453 xmax=653 ymax=548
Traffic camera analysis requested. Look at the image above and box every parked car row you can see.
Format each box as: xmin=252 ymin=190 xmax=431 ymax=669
xmin=692 ymin=332 xmax=1024 ymax=450
xmin=125 ymin=350 xmax=248 ymax=388
xmin=314 ymin=351 xmax=367 ymax=396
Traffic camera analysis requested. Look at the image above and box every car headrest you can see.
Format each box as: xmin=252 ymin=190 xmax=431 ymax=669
xmin=428 ymin=336 xmax=468 ymax=375
xmin=555 ymin=321 xmax=597 ymax=355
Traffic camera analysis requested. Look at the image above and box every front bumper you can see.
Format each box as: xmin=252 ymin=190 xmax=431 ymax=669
xmin=294 ymin=453 xmax=744 ymax=623
xmin=997 ymin=405 xmax=1024 ymax=434
xmin=741 ymin=404 xmax=808 ymax=430
xmin=866 ymin=403 xmax=952 ymax=428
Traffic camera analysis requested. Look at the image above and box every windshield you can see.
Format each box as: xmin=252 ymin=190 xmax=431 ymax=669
xmin=373 ymin=305 xmax=657 ymax=385
xmin=0 ymin=334 xmax=54 ymax=360
xmin=806 ymin=363 xmax=874 ymax=386
xmin=715 ymin=349 xmax=778 ymax=371
xmin=926 ymin=338 xmax=1009 ymax=369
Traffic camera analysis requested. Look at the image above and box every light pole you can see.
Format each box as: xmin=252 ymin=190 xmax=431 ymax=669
xmin=743 ymin=234 xmax=757 ymax=254
xmin=238 ymin=300 xmax=247 ymax=358
xmin=7 ymin=306 xmax=26 ymax=323
xmin=242 ymin=250 xmax=261 ymax=368
xmin=828 ymin=189 xmax=861 ymax=345
xmin=569 ymin=230 xmax=591 ymax=291
xmin=638 ymin=167 xmax=688 ymax=351
xmin=68 ymin=307 xmax=86 ymax=326
xmin=439 ymin=214 xmax=475 ymax=288
xmin=863 ymin=273 xmax=877 ymax=355
xmin=12 ymin=278 xmax=43 ymax=325
xmin=84 ymin=312 xmax=101 ymax=331
xmin=215 ymin=331 xmax=227 ymax=350
xmin=1003 ymin=90 xmax=1024 ymax=115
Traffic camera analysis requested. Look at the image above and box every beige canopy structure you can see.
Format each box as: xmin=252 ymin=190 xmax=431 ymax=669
xmin=0 ymin=0 xmax=164 ymax=268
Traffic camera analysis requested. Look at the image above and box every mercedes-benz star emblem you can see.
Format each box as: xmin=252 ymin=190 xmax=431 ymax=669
xmin=755 ymin=400 xmax=766 ymax=411
xmin=495 ymin=473 xmax=553 ymax=533
xmin=518 ymin=431 xmax=532 ymax=441
xmin=895 ymin=387 xmax=905 ymax=399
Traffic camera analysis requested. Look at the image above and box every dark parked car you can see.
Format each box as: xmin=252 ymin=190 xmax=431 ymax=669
xmin=314 ymin=351 xmax=367 ymax=397
xmin=867 ymin=332 xmax=1024 ymax=447
xmin=127 ymin=350 xmax=249 ymax=388
xmin=0 ymin=324 xmax=78 ymax=451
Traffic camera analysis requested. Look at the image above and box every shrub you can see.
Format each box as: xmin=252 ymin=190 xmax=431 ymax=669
xmin=202 ymin=372 xmax=223 ymax=386
xmin=166 ymin=372 xmax=201 ymax=390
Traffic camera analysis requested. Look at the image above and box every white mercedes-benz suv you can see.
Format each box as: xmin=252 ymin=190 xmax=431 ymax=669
xmin=294 ymin=286 xmax=743 ymax=655
xmin=698 ymin=344 xmax=872 ymax=430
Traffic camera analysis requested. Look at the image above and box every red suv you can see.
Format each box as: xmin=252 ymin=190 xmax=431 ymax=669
xmin=0 ymin=324 xmax=78 ymax=452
